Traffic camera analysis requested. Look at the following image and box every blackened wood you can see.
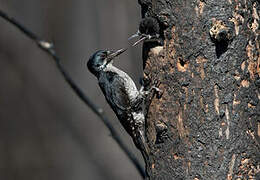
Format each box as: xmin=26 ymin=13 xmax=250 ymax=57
xmin=139 ymin=0 xmax=260 ymax=179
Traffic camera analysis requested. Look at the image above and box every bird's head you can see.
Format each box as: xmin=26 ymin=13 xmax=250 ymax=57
xmin=128 ymin=17 xmax=160 ymax=46
xmin=87 ymin=48 xmax=127 ymax=76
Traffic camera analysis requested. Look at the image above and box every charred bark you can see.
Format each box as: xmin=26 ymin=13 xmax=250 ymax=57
xmin=139 ymin=0 xmax=260 ymax=179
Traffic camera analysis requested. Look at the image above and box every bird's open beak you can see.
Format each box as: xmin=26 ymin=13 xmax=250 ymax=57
xmin=128 ymin=30 xmax=141 ymax=40
xmin=128 ymin=30 xmax=149 ymax=47
xmin=106 ymin=48 xmax=127 ymax=63
xmin=131 ymin=36 xmax=148 ymax=46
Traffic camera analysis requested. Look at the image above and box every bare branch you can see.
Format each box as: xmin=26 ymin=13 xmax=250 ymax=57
xmin=0 ymin=9 xmax=145 ymax=178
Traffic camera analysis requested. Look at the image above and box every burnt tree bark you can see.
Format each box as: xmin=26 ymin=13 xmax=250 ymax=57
xmin=139 ymin=0 xmax=260 ymax=179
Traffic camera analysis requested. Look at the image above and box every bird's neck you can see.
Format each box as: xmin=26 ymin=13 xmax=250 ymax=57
xmin=103 ymin=63 xmax=121 ymax=73
xmin=98 ymin=64 xmax=128 ymax=80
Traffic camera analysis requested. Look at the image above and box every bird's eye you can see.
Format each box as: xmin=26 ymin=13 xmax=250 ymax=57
xmin=100 ymin=53 xmax=106 ymax=59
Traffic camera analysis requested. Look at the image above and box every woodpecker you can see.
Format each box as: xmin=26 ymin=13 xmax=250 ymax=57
xmin=129 ymin=17 xmax=161 ymax=46
xmin=87 ymin=48 xmax=149 ymax=158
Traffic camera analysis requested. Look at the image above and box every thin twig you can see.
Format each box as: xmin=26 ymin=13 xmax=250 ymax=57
xmin=0 ymin=9 xmax=145 ymax=178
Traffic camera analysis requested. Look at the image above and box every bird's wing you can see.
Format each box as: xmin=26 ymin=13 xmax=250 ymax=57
xmin=99 ymin=72 xmax=131 ymax=112
xmin=110 ymin=74 xmax=131 ymax=111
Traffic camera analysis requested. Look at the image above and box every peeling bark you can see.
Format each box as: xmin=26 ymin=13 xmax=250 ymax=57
xmin=138 ymin=0 xmax=260 ymax=179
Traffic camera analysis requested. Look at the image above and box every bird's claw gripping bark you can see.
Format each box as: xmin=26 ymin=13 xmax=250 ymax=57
xmin=139 ymin=78 xmax=163 ymax=99
xmin=152 ymin=80 xmax=163 ymax=99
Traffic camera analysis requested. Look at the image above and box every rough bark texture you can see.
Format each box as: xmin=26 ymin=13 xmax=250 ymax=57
xmin=139 ymin=0 xmax=260 ymax=179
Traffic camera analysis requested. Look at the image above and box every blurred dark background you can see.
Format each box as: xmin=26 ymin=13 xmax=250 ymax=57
xmin=0 ymin=0 xmax=144 ymax=179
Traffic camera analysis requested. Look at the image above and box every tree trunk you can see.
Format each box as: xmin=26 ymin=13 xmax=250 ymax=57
xmin=139 ymin=0 xmax=260 ymax=179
